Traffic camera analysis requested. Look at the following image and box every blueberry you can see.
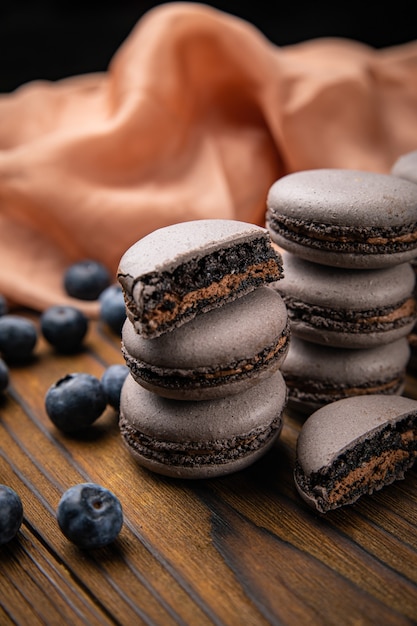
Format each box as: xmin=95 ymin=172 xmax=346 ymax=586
xmin=64 ymin=260 xmax=111 ymax=301
xmin=0 ymin=485 xmax=23 ymax=544
xmin=101 ymin=364 xmax=129 ymax=411
xmin=45 ymin=373 xmax=107 ymax=433
xmin=99 ymin=285 xmax=126 ymax=335
xmin=0 ymin=295 xmax=8 ymax=317
xmin=0 ymin=315 xmax=37 ymax=363
xmin=57 ymin=483 xmax=123 ymax=549
xmin=40 ymin=305 xmax=88 ymax=353
xmin=0 ymin=359 xmax=9 ymax=393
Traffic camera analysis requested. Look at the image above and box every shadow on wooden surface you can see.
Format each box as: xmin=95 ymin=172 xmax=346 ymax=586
xmin=1 ymin=310 xmax=416 ymax=625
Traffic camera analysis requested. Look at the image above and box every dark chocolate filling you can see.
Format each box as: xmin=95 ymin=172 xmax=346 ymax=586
xmin=267 ymin=213 xmax=417 ymax=254
xmin=295 ymin=414 xmax=417 ymax=513
xmin=125 ymin=239 xmax=283 ymax=335
xmin=119 ymin=413 xmax=283 ymax=467
xmin=122 ymin=323 xmax=290 ymax=391
xmin=281 ymin=295 xmax=416 ymax=334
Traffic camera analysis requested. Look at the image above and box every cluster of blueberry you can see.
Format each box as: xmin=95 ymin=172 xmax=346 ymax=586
xmin=0 ymin=259 xmax=128 ymax=549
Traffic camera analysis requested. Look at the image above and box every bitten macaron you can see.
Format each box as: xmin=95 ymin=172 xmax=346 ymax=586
xmin=117 ymin=219 xmax=283 ymax=338
xmin=281 ymin=336 xmax=410 ymax=414
xmin=122 ymin=286 xmax=290 ymax=400
xmin=274 ymin=251 xmax=416 ymax=348
xmin=294 ymin=394 xmax=417 ymax=513
xmin=266 ymin=168 xmax=417 ymax=269
xmin=119 ymin=369 xmax=287 ymax=478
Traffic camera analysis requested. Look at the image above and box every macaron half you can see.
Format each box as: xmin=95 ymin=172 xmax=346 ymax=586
xmin=121 ymin=286 xmax=290 ymax=400
xmin=274 ymin=251 xmax=416 ymax=348
xmin=266 ymin=169 xmax=417 ymax=269
xmin=119 ymin=369 xmax=287 ymax=479
xmin=294 ymin=394 xmax=417 ymax=512
xmin=117 ymin=219 xmax=283 ymax=338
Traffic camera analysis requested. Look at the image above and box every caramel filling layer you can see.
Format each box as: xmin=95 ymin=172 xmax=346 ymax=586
xmin=268 ymin=213 xmax=417 ymax=252
xmin=284 ymin=296 xmax=416 ymax=332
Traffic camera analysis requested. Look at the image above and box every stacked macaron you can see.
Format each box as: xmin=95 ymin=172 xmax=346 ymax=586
xmin=390 ymin=149 xmax=417 ymax=370
xmin=266 ymin=168 xmax=417 ymax=415
xmin=116 ymin=219 xmax=290 ymax=478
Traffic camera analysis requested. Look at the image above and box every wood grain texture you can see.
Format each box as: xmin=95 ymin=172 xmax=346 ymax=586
xmin=1 ymin=310 xmax=416 ymax=626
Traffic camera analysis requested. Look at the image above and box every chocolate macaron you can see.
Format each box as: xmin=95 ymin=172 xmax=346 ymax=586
xmin=266 ymin=169 xmax=417 ymax=269
xmin=294 ymin=394 xmax=417 ymax=513
xmin=390 ymin=149 xmax=417 ymax=370
xmin=274 ymin=251 xmax=416 ymax=348
xmin=391 ymin=149 xmax=417 ymax=185
xmin=117 ymin=219 xmax=283 ymax=338
xmin=281 ymin=336 xmax=410 ymax=414
xmin=121 ymin=286 xmax=290 ymax=400
xmin=119 ymin=369 xmax=287 ymax=478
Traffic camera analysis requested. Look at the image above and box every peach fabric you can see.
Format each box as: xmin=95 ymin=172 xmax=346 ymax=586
xmin=1 ymin=2 xmax=417 ymax=316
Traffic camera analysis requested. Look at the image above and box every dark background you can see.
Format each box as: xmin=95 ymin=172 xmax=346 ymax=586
xmin=2 ymin=1 xmax=417 ymax=93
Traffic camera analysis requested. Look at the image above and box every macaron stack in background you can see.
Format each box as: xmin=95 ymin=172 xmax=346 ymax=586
xmin=390 ymin=149 xmax=417 ymax=370
xmin=266 ymin=168 xmax=417 ymax=415
xmin=116 ymin=219 xmax=290 ymax=478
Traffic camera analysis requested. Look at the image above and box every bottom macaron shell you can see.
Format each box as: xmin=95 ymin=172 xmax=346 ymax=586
xmin=119 ymin=370 xmax=287 ymax=479
xmin=281 ymin=336 xmax=410 ymax=415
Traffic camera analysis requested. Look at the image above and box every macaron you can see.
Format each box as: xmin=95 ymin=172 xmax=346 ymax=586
xmin=391 ymin=149 xmax=417 ymax=185
xmin=119 ymin=369 xmax=287 ymax=479
xmin=281 ymin=336 xmax=410 ymax=414
xmin=390 ymin=150 xmax=417 ymax=369
xmin=266 ymin=168 xmax=417 ymax=269
xmin=117 ymin=219 xmax=283 ymax=338
xmin=121 ymin=286 xmax=290 ymax=401
xmin=294 ymin=394 xmax=417 ymax=513
xmin=274 ymin=251 xmax=416 ymax=348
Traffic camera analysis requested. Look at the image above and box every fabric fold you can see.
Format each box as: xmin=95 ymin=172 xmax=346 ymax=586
xmin=1 ymin=2 xmax=417 ymax=314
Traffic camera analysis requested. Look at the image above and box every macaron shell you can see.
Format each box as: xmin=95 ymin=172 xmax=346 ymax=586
xmin=267 ymin=169 xmax=417 ymax=227
xmin=282 ymin=336 xmax=410 ymax=386
xmin=119 ymin=370 xmax=287 ymax=478
xmin=295 ymin=394 xmax=417 ymax=475
xmin=118 ymin=219 xmax=276 ymax=288
xmin=278 ymin=252 xmax=416 ymax=310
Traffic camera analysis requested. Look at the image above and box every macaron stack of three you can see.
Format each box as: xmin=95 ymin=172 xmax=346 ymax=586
xmin=116 ymin=219 xmax=291 ymax=478
xmin=391 ymin=148 xmax=417 ymax=370
xmin=266 ymin=168 xmax=417 ymax=415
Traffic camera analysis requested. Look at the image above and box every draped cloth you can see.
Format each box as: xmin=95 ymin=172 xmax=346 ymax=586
xmin=1 ymin=1 xmax=417 ymax=315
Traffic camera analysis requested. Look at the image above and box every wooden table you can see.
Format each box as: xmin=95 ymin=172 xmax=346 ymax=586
xmin=1 ymin=310 xmax=417 ymax=626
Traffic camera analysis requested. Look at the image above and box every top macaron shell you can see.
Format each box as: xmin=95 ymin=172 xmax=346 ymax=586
xmin=122 ymin=286 xmax=290 ymax=400
xmin=266 ymin=169 xmax=417 ymax=269
xmin=118 ymin=220 xmax=271 ymax=279
xmin=295 ymin=394 xmax=417 ymax=475
xmin=275 ymin=251 xmax=416 ymax=348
